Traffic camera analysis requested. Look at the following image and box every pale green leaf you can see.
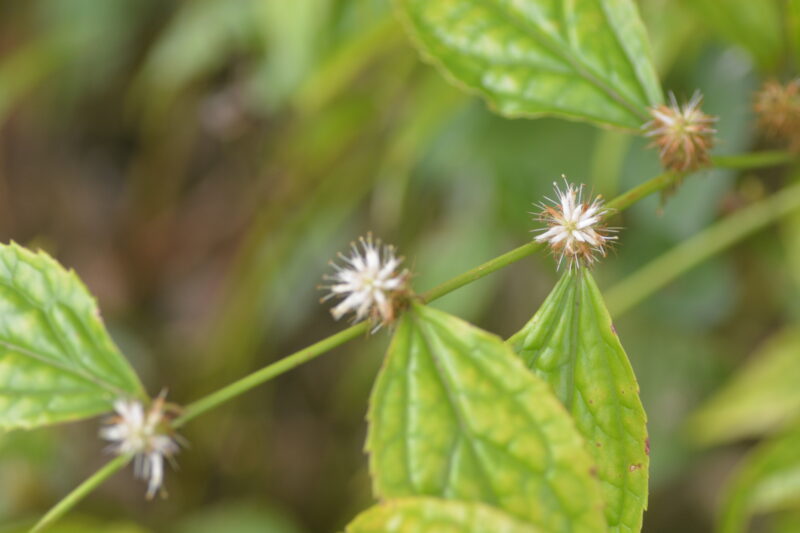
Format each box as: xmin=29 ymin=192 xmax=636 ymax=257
xmin=345 ymin=498 xmax=542 ymax=533
xmin=394 ymin=0 xmax=663 ymax=129
xmin=688 ymin=328 xmax=800 ymax=446
xmin=719 ymin=425 xmax=800 ymax=533
xmin=367 ymin=303 xmax=607 ymax=533
xmin=0 ymin=243 xmax=144 ymax=430
xmin=508 ymin=269 xmax=648 ymax=533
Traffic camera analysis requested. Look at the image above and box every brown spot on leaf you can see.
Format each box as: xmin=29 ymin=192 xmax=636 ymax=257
xmin=645 ymin=438 xmax=650 ymax=456
xmin=629 ymin=463 xmax=642 ymax=472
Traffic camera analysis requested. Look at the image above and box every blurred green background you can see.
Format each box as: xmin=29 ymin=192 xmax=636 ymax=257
xmin=0 ymin=0 xmax=798 ymax=531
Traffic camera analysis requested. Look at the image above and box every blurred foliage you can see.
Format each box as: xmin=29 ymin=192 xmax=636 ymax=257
xmin=689 ymin=329 xmax=800 ymax=446
xmin=0 ymin=0 xmax=798 ymax=531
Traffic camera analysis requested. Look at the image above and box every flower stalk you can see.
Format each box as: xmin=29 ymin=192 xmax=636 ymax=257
xmin=606 ymin=178 xmax=800 ymax=317
xmin=30 ymin=455 xmax=132 ymax=533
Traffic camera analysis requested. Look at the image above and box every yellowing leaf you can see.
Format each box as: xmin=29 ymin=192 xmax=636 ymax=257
xmin=0 ymin=243 xmax=144 ymax=429
xmin=367 ymin=303 xmax=606 ymax=533
xmin=395 ymin=0 xmax=663 ymax=129
xmin=345 ymin=498 xmax=542 ymax=533
xmin=508 ymin=269 xmax=648 ymax=533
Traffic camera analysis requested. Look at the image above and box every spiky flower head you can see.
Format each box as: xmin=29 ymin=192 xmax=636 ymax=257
xmin=321 ymin=234 xmax=410 ymax=330
xmin=100 ymin=393 xmax=181 ymax=499
xmin=533 ymin=179 xmax=616 ymax=270
xmin=644 ymin=91 xmax=717 ymax=172
xmin=754 ymin=79 xmax=800 ymax=151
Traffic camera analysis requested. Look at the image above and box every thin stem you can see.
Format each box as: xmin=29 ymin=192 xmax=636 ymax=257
xmin=174 ymin=322 xmax=369 ymax=427
xmin=31 ymin=150 xmax=798 ymax=531
xmin=605 ymin=180 xmax=800 ymax=317
xmin=605 ymin=171 xmax=676 ymax=212
xmin=604 ymin=151 xmax=793 ymax=214
xmin=176 ymin=167 xmax=688 ymax=422
xmin=30 ymin=455 xmax=131 ymax=533
xmin=419 ymin=241 xmax=543 ymax=302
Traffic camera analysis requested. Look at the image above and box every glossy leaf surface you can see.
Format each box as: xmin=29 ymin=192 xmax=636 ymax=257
xmin=508 ymin=269 xmax=648 ymax=533
xmin=395 ymin=0 xmax=663 ymax=129
xmin=346 ymin=498 xmax=541 ymax=533
xmin=0 ymin=243 xmax=144 ymax=429
xmin=368 ymin=302 xmax=606 ymax=533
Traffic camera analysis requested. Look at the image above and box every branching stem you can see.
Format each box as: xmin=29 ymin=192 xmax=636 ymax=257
xmin=32 ymin=149 xmax=796 ymax=531
xmin=177 ymin=150 xmax=794 ymax=424
xmin=606 ymin=178 xmax=800 ymax=316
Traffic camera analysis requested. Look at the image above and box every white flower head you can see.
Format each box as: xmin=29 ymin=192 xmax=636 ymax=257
xmin=533 ymin=179 xmax=616 ymax=269
xmin=321 ymin=234 xmax=410 ymax=330
xmin=100 ymin=392 xmax=181 ymax=499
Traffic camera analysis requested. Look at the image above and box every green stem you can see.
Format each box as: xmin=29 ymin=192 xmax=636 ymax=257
xmin=605 ymin=171 xmax=676 ymax=212
xmin=30 ymin=455 xmax=131 ymax=533
xmin=31 ymin=149 xmax=799 ymax=531
xmin=605 ymin=180 xmax=800 ymax=317
xmin=419 ymin=241 xmax=543 ymax=302
xmin=174 ymin=322 xmax=369 ymax=427
xmin=176 ymin=152 xmax=795 ymax=422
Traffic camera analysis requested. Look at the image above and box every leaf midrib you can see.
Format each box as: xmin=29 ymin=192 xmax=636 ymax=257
xmin=0 ymin=258 xmax=136 ymax=395
xmin=473 ymin=0 xmax=650 ymax=122
xmin=410 ymin=312 xmax=501 ymax=507
xmin=414 ymin=311 xmax=586 ymax=531
xmin=565 ymin=272 xmax=580 ymax=410
xmin=0 ymin=339 xmax=124 ymax=396
xmin=579 ymin=276 xmax=646 ymax=532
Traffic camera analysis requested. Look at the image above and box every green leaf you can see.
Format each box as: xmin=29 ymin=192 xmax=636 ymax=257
xmin=367 ymin=303 xmax=606 ymax=533
xmin=0 ymin=243 xmax=144 ymax=430
xmin=508 ymin=269 xmax=648 ymax=533
xmin=719 ymin=424 xmax=800 ymax=533
xmin=688 ymin=328 xmax=800 ymax=446
xmin=394 ymin=0 xmax=663 ymax=129
xmin=345 ymin=498 xmax=542 ymax=533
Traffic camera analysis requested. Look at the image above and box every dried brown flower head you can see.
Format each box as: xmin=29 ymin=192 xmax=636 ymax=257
xmin=754 ymin=79 xmax=800 ymax=152
xmin=644 ymin=91 xmax=717 ymax=172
